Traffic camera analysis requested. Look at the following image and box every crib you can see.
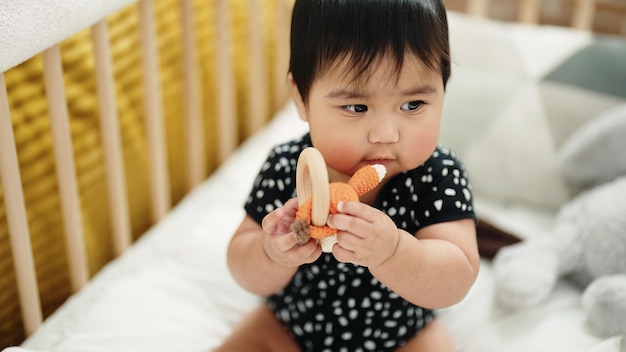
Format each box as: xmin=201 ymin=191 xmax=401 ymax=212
xmin=1 ymin=0 xmax=625 ymax=351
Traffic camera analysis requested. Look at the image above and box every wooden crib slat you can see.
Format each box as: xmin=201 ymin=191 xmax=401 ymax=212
xmin=92 ymin=20 xmax=132 ymax=256
xmin=216 ymin=0 xmax=237 ymax=162
xmin=466 ymin=0 xmax=490 ymax=17
xmin=180 ymin=0 xmax=206 ymax=189
xmin=572 ymin=0 xmax=596 ymax=30
xmin=273 ymin=0 xmax=291 ymax=110
xmin=0 ymin=73 xmax=43 ymax=336
xmin=42 ymin=45 xmax=89 ymax=292
xmin=247 ymin=0 xmax=269 ymax=135
xmin=518 ymin=0 xmax=541 ymax=24
xmin=138 ymin=0 xmax=171 ymax=221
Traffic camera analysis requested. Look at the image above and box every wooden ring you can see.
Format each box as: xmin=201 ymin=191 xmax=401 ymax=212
xmin=295 ymin=147 xmax=330 ymax=226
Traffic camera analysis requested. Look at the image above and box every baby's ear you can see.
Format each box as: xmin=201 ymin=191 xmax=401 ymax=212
xmin=288 ymin=73 xmax=309 ymax=122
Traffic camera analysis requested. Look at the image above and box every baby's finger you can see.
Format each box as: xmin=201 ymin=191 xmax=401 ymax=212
xmin=332 ymin=240 xmax=355 ymax=263
xmin=283 ymin=197 xmax=300 ymax=213
xmin=261 ymin=207 xmax=285 ymax=234
xmin=327 ymin=212 xmax=368 ymax=239
xmin=299 ymin=240 xmax=322 ymax=263
xmin=270 ymin=231 xmax=300 ymax=252
xmin=335 ymin=230 xmax=360 ymax=250
xmin=337 ymin=201 xmax=378 ymax=222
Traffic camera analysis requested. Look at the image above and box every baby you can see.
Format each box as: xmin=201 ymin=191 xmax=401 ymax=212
xmin=216 ymin=0 xmax=479 ymax=351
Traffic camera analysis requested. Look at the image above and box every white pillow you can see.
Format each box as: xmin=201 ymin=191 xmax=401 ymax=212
xmin=460 ymin=84 xmax=573 ymax=209
xmin=442 ymin=12 xmax=626 ymax=210
xmin=443 ymin=13 xmax=591 ymax=209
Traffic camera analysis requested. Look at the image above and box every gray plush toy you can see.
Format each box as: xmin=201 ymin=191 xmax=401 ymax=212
xmin=492 ymin=105 xmax=626 ymax=337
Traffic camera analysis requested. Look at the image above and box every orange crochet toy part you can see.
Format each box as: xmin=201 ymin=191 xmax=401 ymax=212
xmin=290 ymin=148 xmax=386 ymax=252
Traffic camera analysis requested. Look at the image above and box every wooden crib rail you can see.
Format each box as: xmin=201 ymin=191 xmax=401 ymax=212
xmin=467 ymin=0 xmax=596 ymax=28
xmin=0 ymin=0 xmax=294 ymax=345
xmin=0 ymin=73 xmax=43 ymax=336
xmin=138 ymin=0 xmax=171 ymax=222
xmin=216 ymin=0 xmax=237 ymax=163
xmin=92 ymin=20 xmax=132 ymax=257
xmin=180 ymin=0 xmax=205 ymax=190
xmin=462 ymin=0 xmax=626 ymax=34
xmin=42 ymin=45 xmax=90 ymax=293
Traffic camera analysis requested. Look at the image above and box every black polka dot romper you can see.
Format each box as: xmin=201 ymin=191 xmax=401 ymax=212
xmin=245 ymin=134 xmax=475 ymax=352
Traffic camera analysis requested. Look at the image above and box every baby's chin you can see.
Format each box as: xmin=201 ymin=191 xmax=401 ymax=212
xmin=326 ymin=167 xmax=353 ymax=183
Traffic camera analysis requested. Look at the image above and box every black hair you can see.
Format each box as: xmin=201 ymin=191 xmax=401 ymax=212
xmin=289 ymin=0 xmax=451 ymax=104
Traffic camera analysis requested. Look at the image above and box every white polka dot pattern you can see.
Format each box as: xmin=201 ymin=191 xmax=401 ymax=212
xmin=244 ymin=134 xmax=475 ymax=351
xmin=268 ymin=255 xmax=433 ymax=351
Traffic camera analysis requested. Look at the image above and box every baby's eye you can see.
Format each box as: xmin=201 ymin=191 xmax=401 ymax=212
xmin=401 ymin=101 xmax=424 ymax=111
xmin=344 ymin=104 xmax=368 ymax=113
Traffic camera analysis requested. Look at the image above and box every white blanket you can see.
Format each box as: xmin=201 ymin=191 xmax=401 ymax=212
xmin=3 ymin=102 xmax=621 ymax=352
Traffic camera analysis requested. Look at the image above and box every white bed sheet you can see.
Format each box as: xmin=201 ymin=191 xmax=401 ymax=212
xmin=4 ymin=102 xmax=623 ymax=352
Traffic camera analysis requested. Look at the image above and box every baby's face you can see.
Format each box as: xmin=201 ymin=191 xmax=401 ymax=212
xmin=297 ymin=53 xmax=445 ymax=183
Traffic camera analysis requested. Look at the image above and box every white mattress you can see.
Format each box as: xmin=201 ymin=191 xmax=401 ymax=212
xmin=4 ymin=102 xmax=622 ymax=352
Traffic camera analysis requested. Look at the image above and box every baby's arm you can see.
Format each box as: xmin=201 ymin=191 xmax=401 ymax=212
xmin=371 ymin=217 xmax=479 ymax=309
xmin=330 ymin=200 xmax=479 ymax=309
xmin=227 ymin=198 xmax=322 ymax=296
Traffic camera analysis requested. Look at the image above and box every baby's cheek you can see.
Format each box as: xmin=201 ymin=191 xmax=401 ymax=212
xmin=316 ymin=140 xmax=362 ymax=173
xmin=404 ymin=137 xmax=438 ymax=168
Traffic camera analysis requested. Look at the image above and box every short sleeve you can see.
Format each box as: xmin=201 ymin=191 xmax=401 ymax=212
xmin=415 ymin=146 xmax=475 ymax=227
xmin=244 ymin=136 xmax=310 ymax=224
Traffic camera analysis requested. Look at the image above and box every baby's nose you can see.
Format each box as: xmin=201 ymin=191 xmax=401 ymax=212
xmin=368 ymin=122 xmax=399 ymax=144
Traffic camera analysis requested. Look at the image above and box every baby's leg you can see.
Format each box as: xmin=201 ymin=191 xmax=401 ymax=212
xmin=213 ymin=303 xmax=300 ymax=352
xmin=396 ymin=319 xmax=455 ymax=352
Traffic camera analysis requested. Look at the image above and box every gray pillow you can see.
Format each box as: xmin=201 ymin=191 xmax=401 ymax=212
xmin=559 ymin=104 xmax=626 ymax=188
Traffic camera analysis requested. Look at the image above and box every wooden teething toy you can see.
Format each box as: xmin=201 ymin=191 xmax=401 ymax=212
xmin=291 ymin=147 xmax=386 ymax=252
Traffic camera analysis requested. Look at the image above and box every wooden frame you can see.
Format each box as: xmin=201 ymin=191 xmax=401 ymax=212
xmin=463 ymin=0 xmax=626 ymax=33
xmin=466 ymin=0 xmax=597 ymax=29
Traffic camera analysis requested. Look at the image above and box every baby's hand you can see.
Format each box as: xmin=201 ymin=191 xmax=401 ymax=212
xmin=328 ymin=201 xmax=400 ymax=268
xmin=261 ymin=198 xmax=322 ymax=268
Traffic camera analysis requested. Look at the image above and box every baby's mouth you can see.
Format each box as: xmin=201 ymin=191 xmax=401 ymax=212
xmin=364 ymin=158 xmax=394 ymax=166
